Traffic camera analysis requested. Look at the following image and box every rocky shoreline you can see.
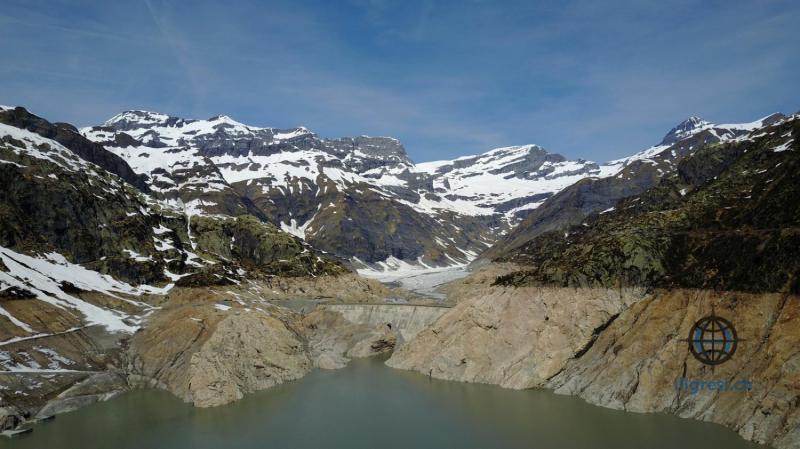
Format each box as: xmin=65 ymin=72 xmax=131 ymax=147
xmin=0 ymin=274 xmax=448 ymax=430
xmin=386 ymin=265 xmax=799 ymax=449
xmin=3 ymin=266 xmax=797 ymax=449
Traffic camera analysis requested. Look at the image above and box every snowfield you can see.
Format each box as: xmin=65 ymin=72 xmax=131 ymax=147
xmin=0 ymin=246 xmax=170 ymax=334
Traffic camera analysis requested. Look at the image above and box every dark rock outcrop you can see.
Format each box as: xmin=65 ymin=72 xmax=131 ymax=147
xmin=0 ymin=107 xmax=150 ymax=192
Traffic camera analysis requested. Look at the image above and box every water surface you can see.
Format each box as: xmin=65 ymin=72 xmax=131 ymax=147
xmin=3 ymin=358 xmax=762 ymax=449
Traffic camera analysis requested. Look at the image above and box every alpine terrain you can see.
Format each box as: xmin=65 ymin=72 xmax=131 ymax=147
xmin=0 ymin=104 xmax=798 ymax=449
xmin=78 ymin=109 xmax=785 ymax=272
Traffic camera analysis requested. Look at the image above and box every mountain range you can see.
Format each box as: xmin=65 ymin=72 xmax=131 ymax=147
xmin=1 ymin=102 xmax=798 ymax=448
xmin=69 ymin=107 xmax=785 ymax=270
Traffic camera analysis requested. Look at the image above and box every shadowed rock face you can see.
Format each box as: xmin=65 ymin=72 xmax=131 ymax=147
xmin=0 ymin=111 xmax=346 ymax=286
xmin=323 ymin=136 xmax=412 ymax=172
xmin=477 ymin=164 xmax=660 ymax=262
xmin=0 ymin=107 xmax=150 ymax=192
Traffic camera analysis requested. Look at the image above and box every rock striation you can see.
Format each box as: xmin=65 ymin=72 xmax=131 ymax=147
xmin=387 ymin=286 xmax=646 ymax=388
xmin=387 ymin=273 xmax=800 ymax=448
xmin=387 ymin=113 xmax=800 ymax=448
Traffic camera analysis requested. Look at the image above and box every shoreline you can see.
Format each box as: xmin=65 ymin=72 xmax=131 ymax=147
xmin=1 ymin=357 xmax=769 ymax=449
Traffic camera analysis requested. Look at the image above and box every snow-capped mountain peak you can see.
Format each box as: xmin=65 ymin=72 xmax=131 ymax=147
xmin=104 ymin=110 xmax=174 ymax=129
xmin=659 ymin=116 xmax=712 ymax=145
xmin=77 ymin=108 xmax=789 ymax=269
xmin=78 ymin=110 xmax=612 ymax=267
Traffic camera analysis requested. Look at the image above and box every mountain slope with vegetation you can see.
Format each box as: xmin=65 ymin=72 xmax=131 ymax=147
xmin=495 ymin=114 xmax=799 ymax=293
xmin=480 ymin=113 xmax=786 ymax=262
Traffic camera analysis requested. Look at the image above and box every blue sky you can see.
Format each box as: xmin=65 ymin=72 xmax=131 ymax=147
xmin=1 ymin=0 xmax=798 ymax=162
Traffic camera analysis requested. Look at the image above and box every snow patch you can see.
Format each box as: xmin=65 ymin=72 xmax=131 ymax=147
xmin=0 ymin=246 xmax=172 ymax=333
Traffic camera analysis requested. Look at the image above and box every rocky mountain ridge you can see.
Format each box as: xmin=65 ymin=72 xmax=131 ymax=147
xmin=480 ymin=112 xmax=787 ymax=262
xmin=2 ymin=102 xmax=798 ymax=449
xmin=0 ymin=106 xmax=351 ymax=380
xmin=78 ymin=108 xmax=786 ymax=270
xmin=79 ymin=110 xmax=609 ymax=267
xmin=495 ymin=113 xmax=799 ymax=292
xmin=385 ymin=113 xmax=800 ymax=449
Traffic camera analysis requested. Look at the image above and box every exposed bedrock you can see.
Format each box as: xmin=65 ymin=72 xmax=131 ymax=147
xmin=548 ymin=289 xmax=800 ymax=449
xmin=125 ymin=287 xmax=444 ymax=407
xmin=127 ymin=301 xmax=311 ymax=408
xmin=387 ymin=286 xmax=646 ymax=388
xmin=387 ymin=278 xmax=800 ymax=449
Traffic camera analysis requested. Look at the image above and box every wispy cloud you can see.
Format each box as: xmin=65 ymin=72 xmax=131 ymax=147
xmin=0 ymin=0 xmax=798 ymax=162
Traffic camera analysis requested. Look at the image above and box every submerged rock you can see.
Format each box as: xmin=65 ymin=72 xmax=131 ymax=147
xmin=36 ymin=372 xmax=128 ymax=418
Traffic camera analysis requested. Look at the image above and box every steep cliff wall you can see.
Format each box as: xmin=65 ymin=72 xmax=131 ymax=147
xmin=387 ymin=278 xmax=799 ymax=448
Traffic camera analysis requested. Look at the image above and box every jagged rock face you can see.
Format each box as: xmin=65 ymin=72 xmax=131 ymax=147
xmin=0 ymin=110 xmax=345 ymax=285
xmin=387 ymin=285 xmax=645 ymax=388
xmin=324 ymin=136 xmax=412 ymax=173
xmin=301 ymin=308 xmax=398 ymax=370
xmin=483 ymin=112 xmax=791 ymax=264
xmin=0 ymin=107 xmax=150 ymax=192
xmin=0 ymin=111 xmax=348 ymax=414
xmin=80 ymin=112 xmax=617 ymax=266
xmin=388 ymin=116 xmax=799 ymax=448
xmin=660 ymin=113 xmax=785 ymax=146
xmin=82 ymin=109 xmax=789 ymax=268
xmin=0 ymin=118 xmax=178 ymax=285
xmin=234 ymin=174 xmax=496 ymax=265
xmin=127 ymin=288 xmax=432 ymax=407
xmin=127 ymin=300 xmax=311 ymax=407
xmin=660 ymin=116 xmax=712 ymax=145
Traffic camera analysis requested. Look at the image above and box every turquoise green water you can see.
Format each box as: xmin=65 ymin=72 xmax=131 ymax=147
xmin=3 ymin=358 xmax=762 ymax=449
